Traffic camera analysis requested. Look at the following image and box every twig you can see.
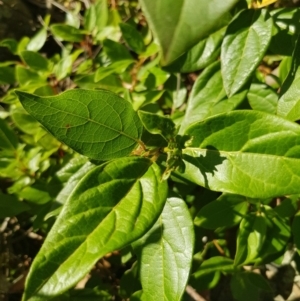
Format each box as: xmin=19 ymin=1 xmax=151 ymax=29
xmin=186 ymin=285 xmax=207 ymax=301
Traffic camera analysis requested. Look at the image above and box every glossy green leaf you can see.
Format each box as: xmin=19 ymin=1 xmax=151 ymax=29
xmin=277 ymin=35 xmax=300 ymax=121
xmin=194 ymin=194 xmax=247 ymax=229
xmin=274 ymin=197 xmax=298 ymax=218
xmin=20 ymin=51 xmax=50 ymax=72
xmin=23 ymin=157 xmax=168 ymax=301
xmin=235 ymin=214 xmax=267 ymax=265
xmin=27 ymin=28 xmax=47 ymax=52
xmin=165 ymin=27 xmax=225 ymax=73
xmin=138 ymin=111 xmax=176 ymax=141
xmin=139 ymin=0 xmax=238 ymax=65
xmin=15 ymin=89 xmax=143 ymax=160
xmin=0 ymin=192 xmax=30 ymax=218
xmin=179 ymin=62 xmax=247 ymax=134
xmin=247 ymin=83 xmax=278 ymax=114
xmin=133 ymin=197 xmax=194 ymax=301
xmin=256 ymin=207 xmax=291 ymax=264
xmin=120 ymin=23 xmax=146 ymax=54
xmin=192 ymin=256 xmax=234 ymax=278
xmin=182 ymin=110 xmax=300 ymax=198
xmin=221 ymin=9 xmax=273 ymax=96
xmin=0 ymin=118 xmax=18 ymax=151
xmin=50 ymin=24 xmax=85 ymax=42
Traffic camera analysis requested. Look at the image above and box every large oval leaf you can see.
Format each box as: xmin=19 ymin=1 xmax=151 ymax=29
xmin=15 ymin=89 xmax=143 ymax=160
xmin=23 ymin=157 xmax=168 ymax=301
xmin=221 ymin=9 xmax=273 ymax=97
xmin=139 ymin=0 xmax=239 ymax=65
xmin=133 ymin=197 xmax=194 ymax=301
xmin=182 ymin=110 xmax=300 ymax=198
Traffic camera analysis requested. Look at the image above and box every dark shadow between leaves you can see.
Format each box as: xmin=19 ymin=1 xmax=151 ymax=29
xmin=183 ymin=146 xmax=226 ymax=189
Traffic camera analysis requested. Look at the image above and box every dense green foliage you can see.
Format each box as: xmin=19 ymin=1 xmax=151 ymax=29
xmin=1 ymin=0 xmax=300 ymax=300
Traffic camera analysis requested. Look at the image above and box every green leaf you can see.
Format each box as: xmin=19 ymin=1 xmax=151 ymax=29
xmin=247 ymin=83 xmax=278 ymax=114
xmin=20 ymin=51 xmax=50 ymax=72
xmin=56 ymin=160 xmax=95 ymax=204
xmin=235 ymin=214 xmax=267 ymax=265
xmin=16 ymin=65 xmax=46 ymax=86
xmin=23 ymin=157 xmax=168 ymax=301
xmin=293 ymin=211 xmax=300 ymax=253
xmin=11 ymin=107 xmax=40 ymax=135
xmin=138 ymin=111 xmax=176 ymax=141
xmin=0 ymin=192 xmax=30 ymax=218
xmin=194 ymin=194 xmax=247 ymax=229
xmin=0 ymin=66 xmax=15 ymax=84
xmin=231 ymin=272 xmax=271 ymax=301
xmin=103 ymin=39 xmax=133 ymax=61
xmin=84 ymin=0 xmax=108 ymax=34
xmin=15 ymin=89 xmax=143 ymax=160
xmin=0 ymin=38 xmax=18 ymax=54
xmin=192 ymin=256 xmax=234 ymax=278
xmin=274 ymin=196 xmax=298 ymax=218
xmin=120 ymin=23 xmax=146 ymax=54
xmin=256 ymin=207 xmax=291 ymax=264
xmin=94 ymin=60 xmax=134 ymax=82
xmin=133 ymin=197 xmax=194 ymax=301
xmin=277 ymin=35 xmax=300 ymax=121
xmin=221 ymin=9 xmax=273 ymax=96
xmin=182 ymin=110 xmax=300 ymax=198
xmin=139 ymin=0 xmax=238 ymax=65
xmin=50 ymin=24 xmax=85 ymax=42
xmin=165 ymin=27 xmax=225 ymax=73
xmin=179 ymin=62 xmax=247 ymax=134
xmin=0 ymin=118 xmax=18 ymax=151
xmin=27 ymin=28 xmax=47 ymax=52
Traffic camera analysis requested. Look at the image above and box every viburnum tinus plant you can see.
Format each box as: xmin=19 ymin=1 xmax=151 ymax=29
xmin=1 ymin=0 xmax=300 ymax=300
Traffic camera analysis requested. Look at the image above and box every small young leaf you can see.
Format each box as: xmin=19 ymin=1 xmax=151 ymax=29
xmin=138 ymin=111 xmax=177 ymax=141
xmin=193 ymin=256 xmax=234 ymax=278
xmin=27 ymin=27 xmax=47 ymax=52
xmin=182 ymin=110 xmax=300 ymax=198
xmin=50 ymin=24 xmax=85 ymax=42
xmin=194 ymin=194 xmax=247 ymax=229
xmin=23 ymin=157 xmax=168 ymax=300
xmin=132 ymin=197 xmax=194 ymax=301
xmin=235 ymin=214 xmax=267 ymax=265
xmin=0 ymin=66 xmax=15 ymax=84
xmin=293 ymin=212 xmax=300 ymax=254
xmin=15 ymin=89 xmax=143 ymax=160
xmin=221 ymin=9 xmax=273 ymax=96
xmin=20 ymin=51 xmax=50 ymax=72
xmin=0 ymin=193 xmax=30 ymax=218
xmin=0 ymin=118 xmax=18 ymax=151
xmin=120 ymin=23 xmax=146 ymax=54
